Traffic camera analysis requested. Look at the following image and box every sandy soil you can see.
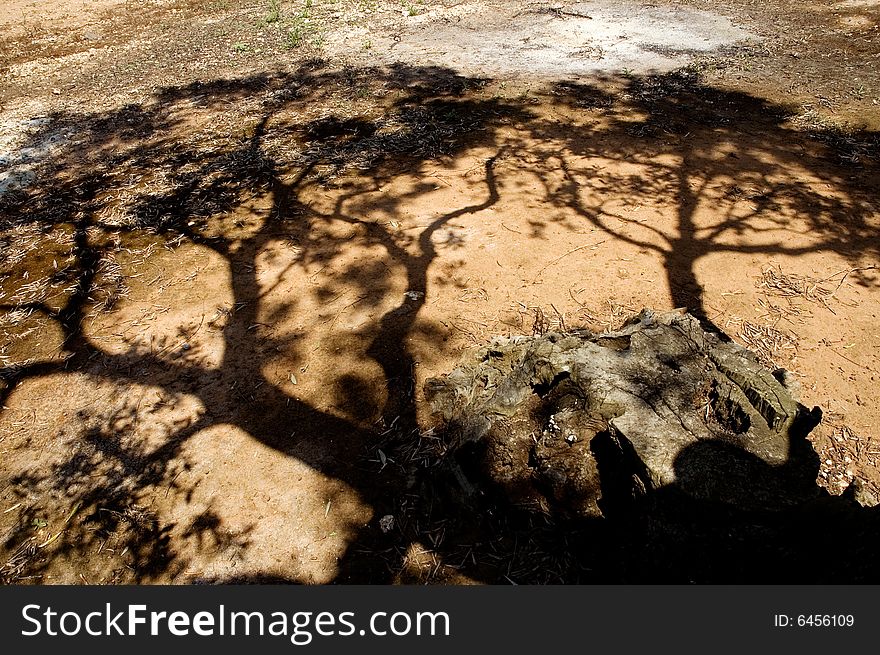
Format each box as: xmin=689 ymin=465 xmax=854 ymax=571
xmin=1 ymin=0 xmax=879 ymax=583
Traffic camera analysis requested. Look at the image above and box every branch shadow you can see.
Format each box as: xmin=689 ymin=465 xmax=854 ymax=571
xmin=537 ymin=70 xmax=880 ymax=328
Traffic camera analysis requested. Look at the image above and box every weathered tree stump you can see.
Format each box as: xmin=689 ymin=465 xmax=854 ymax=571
xmin=425 ymin=309 xmax=826 ymax=518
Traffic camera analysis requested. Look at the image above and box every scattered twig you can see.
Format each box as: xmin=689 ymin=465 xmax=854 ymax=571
xmin=532 ymin=240 xmax=606 ymax=283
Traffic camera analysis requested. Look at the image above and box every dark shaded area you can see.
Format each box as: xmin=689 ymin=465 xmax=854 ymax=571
xmin=339 ymin=400 xmax=879 ymax=584
xmin=1 ymin=61 xmax=879 ymax=583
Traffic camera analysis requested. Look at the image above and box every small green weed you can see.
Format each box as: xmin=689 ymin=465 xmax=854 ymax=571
xmin=264 ymin=0 xmax=282 ymax=25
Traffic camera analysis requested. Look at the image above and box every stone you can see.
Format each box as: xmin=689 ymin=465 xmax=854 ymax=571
xmin=425 ymin=309 xmax=824 ymax=519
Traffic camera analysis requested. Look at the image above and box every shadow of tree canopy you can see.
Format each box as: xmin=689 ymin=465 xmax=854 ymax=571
xmin=536 ymin=70 xmax=880 ymax=327
xmin=1 ymin=60 xmax=878 ymax=583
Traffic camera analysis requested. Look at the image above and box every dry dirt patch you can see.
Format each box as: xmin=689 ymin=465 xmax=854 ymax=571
xmin=325 ymin=0 xmax=755 ymax=77
xmin=1 ymin=1 xmax=879 ymax=584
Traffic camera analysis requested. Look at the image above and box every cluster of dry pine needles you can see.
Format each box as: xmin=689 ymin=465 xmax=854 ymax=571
xmin=731 ymin=263 xmax=877 ymax=369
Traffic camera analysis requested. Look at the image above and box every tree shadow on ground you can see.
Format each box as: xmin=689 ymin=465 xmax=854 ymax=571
xmin=535 ymin=70 xmax=880 ymax=329
xmin=1 ymin=61 xmax=878 ymax=582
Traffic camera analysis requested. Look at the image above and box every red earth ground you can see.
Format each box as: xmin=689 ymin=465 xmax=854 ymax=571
xmin=1 ymin=0 xmax=878 ymax=583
